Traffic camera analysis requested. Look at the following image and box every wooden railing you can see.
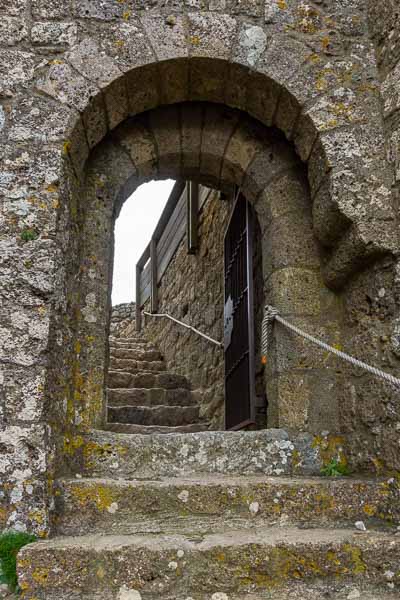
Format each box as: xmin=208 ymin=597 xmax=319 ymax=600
xmin=135 ymin=180 xmax=211 ymax=332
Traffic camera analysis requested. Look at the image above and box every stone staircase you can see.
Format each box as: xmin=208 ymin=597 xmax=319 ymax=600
xmin=15 ymin=326 xmax=400 ymax=598
xmin=17 ymin=424 xmax=400 ymax=599
xmin=106 ymin=336 xmax=209 ymax=434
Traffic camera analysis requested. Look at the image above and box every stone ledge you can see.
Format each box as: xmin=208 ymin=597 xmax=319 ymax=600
xmin=53 ymin=474 xmax=400 ymax=537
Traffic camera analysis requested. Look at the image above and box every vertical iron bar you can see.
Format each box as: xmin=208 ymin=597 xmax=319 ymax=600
xmin=246 ymin=200 xmax=256 ymax=423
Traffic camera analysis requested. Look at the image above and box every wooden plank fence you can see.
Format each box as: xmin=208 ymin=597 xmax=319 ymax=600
xmin=136 ymin=181 xmax=211 ymax=331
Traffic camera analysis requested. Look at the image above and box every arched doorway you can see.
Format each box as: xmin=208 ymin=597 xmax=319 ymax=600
xmin=49 ymin=100 xmax=345 ymax=469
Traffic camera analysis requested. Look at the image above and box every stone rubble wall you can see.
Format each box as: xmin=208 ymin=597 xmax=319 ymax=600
xmin=109 ymin=302 xmax=136 ymax=339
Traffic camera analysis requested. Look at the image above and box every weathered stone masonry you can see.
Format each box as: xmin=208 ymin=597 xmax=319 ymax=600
xmin=0 ymin=0 xmax=399 ymax=537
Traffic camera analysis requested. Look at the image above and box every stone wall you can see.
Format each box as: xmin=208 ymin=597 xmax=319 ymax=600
xmin=0 ymin=0 xmax=400 ymax=536
xmin=110 ymin=302 xmax=136 ymax=339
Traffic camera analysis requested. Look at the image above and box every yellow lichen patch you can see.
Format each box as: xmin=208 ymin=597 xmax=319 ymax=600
xmin=97 ymin=565 xmax=105 ymax=579
xmin=363 ymin=504 xmax=377 ymax=517
xmin=372 ymin=457 xmax=384 ymax=474
xmin=123 ymin=9 xmax=131 ymax=20
xmin=0 ymin=506 xmax=9 ymax=524
xmin=70 ymin=483 xmax=117 ymax=512
xmin=63 ymin=434 xmax=84 ymax=456
xmin=321 ymin=36 xmax=330 ymax=51
xmin=343 ymin=544 xmax=366 ymax=575
xmin=28 ymin=510 xmax=45 ymax=525
xmin=190 ymin=36 xmax=200 ymax=46
xmin=277 ymin=0 xmax=287 ymax=9
xmin=32 ymin=567 xmax=50 ymax=585
xmin=63 ymin=141 xmax=71 ymax=155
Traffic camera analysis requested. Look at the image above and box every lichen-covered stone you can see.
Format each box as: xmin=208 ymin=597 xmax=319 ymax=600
xmin=17 ymin=527 xmax=400 ymax=598
xmin=0 ymin=0 xmax=399 ymax=542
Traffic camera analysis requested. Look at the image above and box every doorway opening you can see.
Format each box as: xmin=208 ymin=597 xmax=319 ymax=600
xmin=54 ymin=101 xmax=343 ymax=450
xmin=109 ymin=180 xmax=266 ymax=433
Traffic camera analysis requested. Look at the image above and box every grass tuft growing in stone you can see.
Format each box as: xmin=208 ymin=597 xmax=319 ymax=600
xmin=0 ymin=531 xmax=36 ymax=592
xmin=321 ymin=458 xmax=350 ymax=477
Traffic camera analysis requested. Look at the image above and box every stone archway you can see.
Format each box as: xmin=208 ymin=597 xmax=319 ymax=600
xmin=59 ymin=102 xmax=343 ymax=446
xmin=2 ymin=4 xmax=400 ymax=538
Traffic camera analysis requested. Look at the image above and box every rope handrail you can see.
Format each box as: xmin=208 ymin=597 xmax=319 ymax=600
xmin=262 ymin=305 xmax=400 ymax=389
xmin=143 ymin=311 xmax=223 ymax=348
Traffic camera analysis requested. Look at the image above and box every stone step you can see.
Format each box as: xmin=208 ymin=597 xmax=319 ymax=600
xmin=109 ymin=347 xmax=162 ymax=361
xmin=107 ymin=387 xmax=196 ymax=407
xmin=107 ymin=404 xmax=201 ymax=426
xmin=12 ymin=585 xmax=398 ymax=600
xmin=108 ymin=371 xmax=190 ymax=390
xmin=11 ymin=585 xmax=399 ymax=600
xmin=109 ymin=340 xmax=156 ymax=349
xmin=104 ymin=422 xmax=211 ymax=435
xmin=108 ymin=358 xmax=166 ymax=373
xmin=17 ymin=528 xmax=400 ymax=599
xmin=78 ymin=429 xmax=322 ymax=479
xmin=54 ymin=475 xmax=400 ymax=537
xmin=109 ymin=336 xmax=150 ymax=346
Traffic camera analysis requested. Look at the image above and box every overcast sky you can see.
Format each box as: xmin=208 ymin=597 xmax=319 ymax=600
xmin=112 ymin=179 xmax=175 ymax=306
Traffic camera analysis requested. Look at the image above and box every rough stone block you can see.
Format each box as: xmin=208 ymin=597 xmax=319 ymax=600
xmin=126 ymin=64 xmax=160 ymax=116
xmin=221 ymin=118 xmax=265 ymax=186
xmin=0 ymin=50 xmax=35 ymax=94
xmin=201 ymin=104 xmax=240 ymax=186
xmin=114 ymin=118 xmax=158 ymax=180
xmin=181 ymin=103 xmax=203 ymax=174
xmin=261 ymin=210 xmax=319 ymax=280
xmin=0 ymin=16 xmax=27 ymax=45
xmin=266 ymin=267 xmax=323 ymax=317
xmin=149 ymin=105 xmax=182 ymax=177
xmin=31 ymin=22 xmax=77 ymax=46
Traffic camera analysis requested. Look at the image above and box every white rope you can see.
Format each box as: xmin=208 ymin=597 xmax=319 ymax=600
xmin=143 ymin=311 xmax=223 ymax=348
xmin=262 ymin=305 xmax=400 ymax=388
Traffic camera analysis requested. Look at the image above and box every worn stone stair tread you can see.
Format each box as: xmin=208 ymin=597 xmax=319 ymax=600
xmin=109 ymin=348 xmax=163 ymax=361
xmin=54 ymin=475 xmax=399 ymax=536
xmin=109 ymin=337 xmax=150 ymax=345
xmin=108 ymin=371 xmax=190 ymax=389
xmin=80 ymin=428 xmax=322 ymax=478
xmin=17 ymin=527 xmax=400 ymax=598
xmin=19 ymin=525 xmax=399 ymax=550
xmin=105 ymin=422 xmax=210 ymax=434
xmin=15 ymin=588 xmax=398 ymax=600
xmin=109 ymin=358 xmax=166 ymax=372
xmin=107 ymin=404 xmax=201 ymax=426
xmin=107 ymin=387 xmax=196 ymax=407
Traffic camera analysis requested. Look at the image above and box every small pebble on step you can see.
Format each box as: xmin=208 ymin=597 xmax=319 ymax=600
xmin=355 ymin=521 xmax=366 ymax=531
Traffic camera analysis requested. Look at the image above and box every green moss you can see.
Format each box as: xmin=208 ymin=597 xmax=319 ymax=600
xmin=20 ymin=229 xmax=38 ymax=243
xmin=0 ymin=531 xmax=36 ymax=592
